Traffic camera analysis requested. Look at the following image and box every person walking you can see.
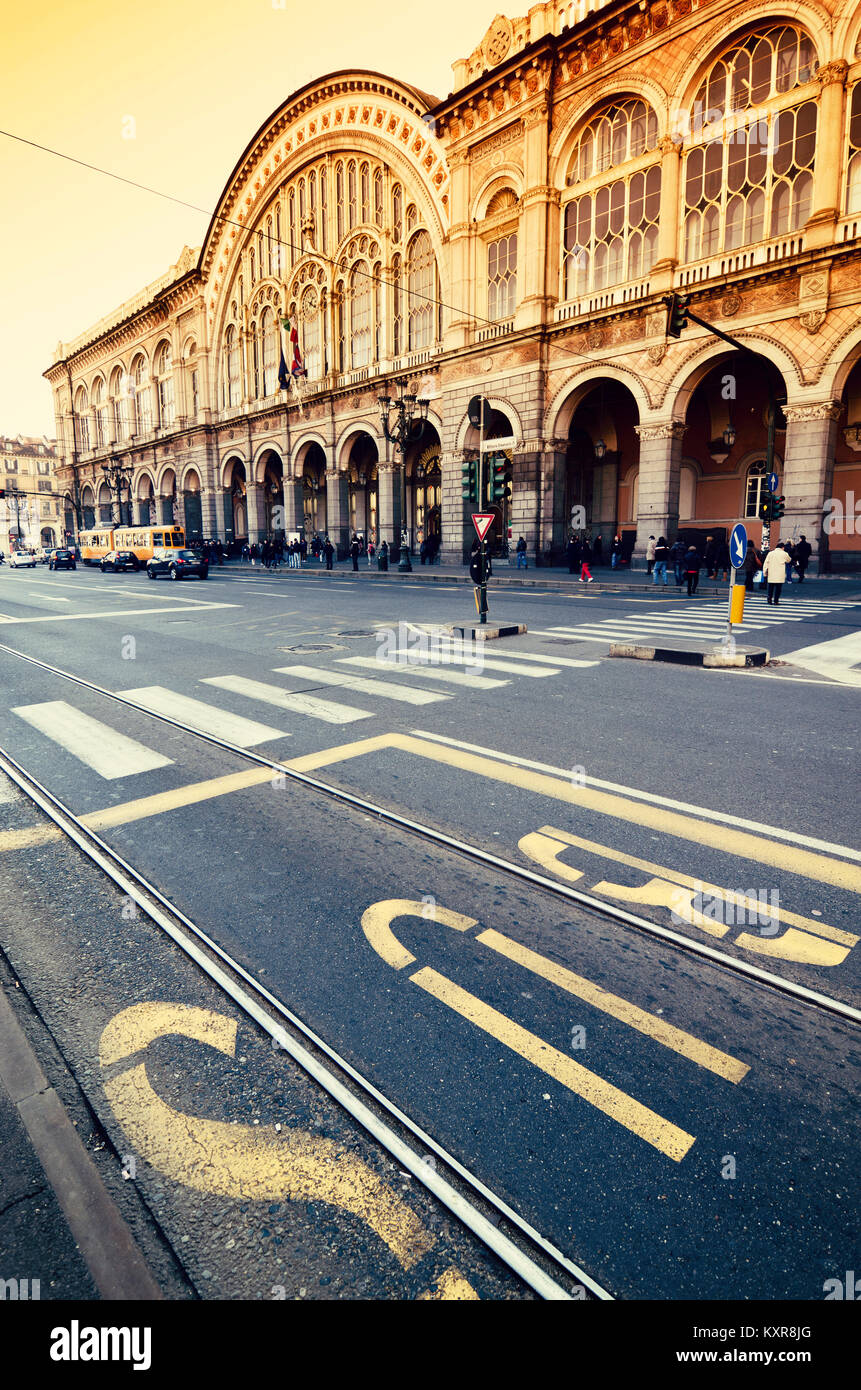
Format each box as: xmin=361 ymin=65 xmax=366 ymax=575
xmin=652 ymin=536 xmax=669 ymax=585
xmin=592 ymin=534 xmax=603 ymax=566
xmin=684 ymin=545 xmax=701 ymax=597
xmin=704 ymin=535 xmax=718 ymax=578
xmin=716 ymin=535 xmax=730 ymax=581
xmin=323 ymin=536 xmax=334 ymax=570
xmin=566 ymin=534 xmax=580 ymax=574
xmin=794 ymin=534 xmax=812 ymax=582
xmin=762 ymin=541 xmax=793 ymax=604
xmin=743 ymin=539 xmax=762 ymax=591
xmin=782 ymin=539 xmax=795 ymax=583
xmin=350 ymin=533 xmax=360 ymax=572
xmin=367 ymin=536 xmax=376 ymax=567
xmin=645 ymin=535 xmax=656 ymax=576
xmin=670 ymin=537 xmax=686 ymax=588
xmin=515 ymin=535 xmax=527 ymax=570
xmin=579 ymin=538 xmax=593 ymax=584
xmin=611 ymin=534 xmax=623 ymax=569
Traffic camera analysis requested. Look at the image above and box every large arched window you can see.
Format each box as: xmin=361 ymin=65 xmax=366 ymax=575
xmin=562 ymin=99 xmax=661 ymax=298
xmin=132 ymin=355 xmax=152 ymax=434
xmin=406 ymin=230 xmax=436 ymax=350
xmin=260 ymin=308 xmax=278 ymax=396
xmin=488 ymin=235 xmax=517 ymax=320
xmin=155 ymin=341 xmax=174 ymax=428
xmin=110 ymin=366 xmax=129 ymax=441
xmin=74 ymin=386 xmax=89 ymax=451
xmin=92 ymin=378 xmax=106 ymax=447
xmin=745 ymin=460 xmax=769 ymax=518
xmin=349 ymin=263 xmax=372 ymax=368
xmin=391 ymin=253 xmax=403 ymax=357
xmin=683 ymin=26 xmax=817 ymax=261
xmin=848 ymin=83 xmax=861 ymax=215
xmin=224 ymin=326 xmax=241 ymax=406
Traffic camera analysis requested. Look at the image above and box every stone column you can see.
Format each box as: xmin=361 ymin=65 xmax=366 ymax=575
xmin=439 ymin=451 xmax=466 ymax=564
xmin=516 ymin=103 xmax=551 ymax=331
xmin=443 ymin=154 xmax=472 ymax=351
xmin=650 ymin=136 xmax=683 ymax=292
xmin=633 ymin=419 xmax=685 ymax=557
xmin=281 ymin=480 xmax=304 ymax=534
xmin=222 ymin=489 xmax=234 ymax=542
xmin=376 ymin=462 xmax=403 ymax=552
xmin=200 ymin=487 xmax=219 ymax=539
xmin=246 ymin=481 xmax=266 ymax=544
xmin=326 ymin=468 xmax=350 ymax=556
xmin=544 ymin=442 xmax=569 ymax=560
xmin=781 ymin=401 xmax=841 ymax=568
xmin=806 ymin=61 xmax=849 ymax=250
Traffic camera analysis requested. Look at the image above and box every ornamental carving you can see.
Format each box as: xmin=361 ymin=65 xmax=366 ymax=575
xmin=721 ymin=293 xmax=742 ymax=317
xmin=647 ymin=343 xmax=667 ymax=365
xmin=816 ymin=59 xmax=849 ymax=87
xmin=586 ymin=329 xmax=604 ymax=350
xmin=781 ymin=402 xmax=842 ymax=423
xmin=799 ymin=310 xmax=826 ymax=335
xmin=484 ymin=16 xmax=512 ymax=67
xmin=635 ymin=420 xmax=686 ymax=441
xmin=470 ymin=122 xmax=524 ymax=161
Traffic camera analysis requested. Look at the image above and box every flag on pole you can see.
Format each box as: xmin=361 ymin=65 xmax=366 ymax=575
xmin=279 ymin=315 xmax=305 ymax=388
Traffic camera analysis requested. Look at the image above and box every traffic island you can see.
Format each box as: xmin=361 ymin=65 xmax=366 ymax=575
xmin=448 ymin=623 xmax=527 ymax=641
xmin=609 ymin=641 xmax=769 ymax=668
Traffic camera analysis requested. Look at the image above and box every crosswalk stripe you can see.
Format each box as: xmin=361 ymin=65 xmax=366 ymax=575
xmin=12 ymin=700 xmax=172 ymax=779
xmin=338 ymin=656 xmax=508 ymax=689
xmin=385 ymin=650 xmax=559 ymax=677
xmin=272 ymin=664 xmax=447 ymax=705
xmin=201 ymin=675 xmax=372 ymax=724
xmin=118 ymin=686 xmax=289 ymax=746
xmin=472 ymin=649 xmax=599 ymax=670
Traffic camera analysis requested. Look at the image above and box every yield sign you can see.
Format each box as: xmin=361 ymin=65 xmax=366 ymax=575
xmin=471 ymin=513 xmax=495 ymax=542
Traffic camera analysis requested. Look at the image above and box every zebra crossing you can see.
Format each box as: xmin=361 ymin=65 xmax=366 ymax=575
xmin=534 ymin=595 xmax=859 ymax=647
xmin=9 ymin=647 xmax=598 ymax=780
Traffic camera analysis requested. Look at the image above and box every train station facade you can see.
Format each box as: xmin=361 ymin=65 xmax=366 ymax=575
xmin=46 ymin=0 xmax=861 ymax=568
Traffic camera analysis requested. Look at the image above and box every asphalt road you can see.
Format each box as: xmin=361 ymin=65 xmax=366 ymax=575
xmin=0 ymin=561 xmax=858 ymax=1301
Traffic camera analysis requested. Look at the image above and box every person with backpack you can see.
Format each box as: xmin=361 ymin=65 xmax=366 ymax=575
xmin=684 ymin=545 xmax=701 ymax=596
xmin=652 ymin=536 xmax=669 ymax=585
xmin=515 ymin=535 xmax=527 ymax=570
xmin=670 ymin=537 xmax=686 ymax=587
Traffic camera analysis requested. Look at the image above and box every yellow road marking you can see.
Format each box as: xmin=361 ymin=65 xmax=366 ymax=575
xmin=475 ymin=928 xmax=748 ymax=1083
xmin=100 ymin=1003 xmax=440 ymax=1274
xmin=418 ymin=1266 xmax=481 ymax=1300
xmin=409 ymin=968 xmax=695 ymax=1162
xmin=361 ymin=899 xmax=477 ymax=969
xmin=284 ymin=733 xmax=861 ymax=893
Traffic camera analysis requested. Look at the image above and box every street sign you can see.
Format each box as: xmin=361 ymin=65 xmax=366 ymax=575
xmin=471 ymin=513 xmax=495 ymax=542
xmin=729 ymin=522 xmax=747 ymax=570
xmin=479 ymin=435 xmax=516 ymax=453
xmin=768 ymin=471 xmax=779 ymax=495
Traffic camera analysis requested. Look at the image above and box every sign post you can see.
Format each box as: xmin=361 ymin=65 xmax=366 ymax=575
xmin=471 ymin=512 xmax=494 ymax=625
xmin=722 ymin=522 xmax=748 ymax=656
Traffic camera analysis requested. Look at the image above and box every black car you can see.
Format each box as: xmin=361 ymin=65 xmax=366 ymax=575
xmin=49 ymin=548 xmax=77 ymax=571
xmin=101 ymin=550 xmax=140 ymax=573
xmin=146 ymin=547 xmax=208 ymax=581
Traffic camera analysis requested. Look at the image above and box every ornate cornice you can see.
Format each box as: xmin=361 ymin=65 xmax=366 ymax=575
xmin=635 ymin=420 xmax=687 ymax=441
xmin=816 ymin=59 xmax=849 ymax=89
xmin=782 ymin=402 xmax=842 ymax=423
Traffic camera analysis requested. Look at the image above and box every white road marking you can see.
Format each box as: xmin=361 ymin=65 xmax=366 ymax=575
xmin=779 ymin=631 xmax=861 ymax=687
xmin=273 ymin=665 xmax=447 ymax=705
xmin=118 ymin=686 xmax=291 ymax=745
xmin=479 ymin=650 xmax=599 ymax=670
xmin=27 ymin=592 xmax=70 ymax=602
xmin=0 ymin=603 xmax=238 ymax=624
xmin=338 ymin=656 xmax=507 ymax=689
xmin=201 ymin=675 xmax=372 ymax=724
xmin=12 ymin=701 xmax=172 ymax=779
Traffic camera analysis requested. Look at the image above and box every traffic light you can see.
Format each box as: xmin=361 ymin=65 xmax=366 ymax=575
xmin=771 ymin=494 xmax=786 ymax=520
xmin=461 ymin=458 xmax=478 ymax=504
xmin=488 ymin=454 xmax=507 ymax=503
xmin=758 ymin=494 xmax=773 ymax=523
xmin=664 ymin=292 xmax=691 ymax=339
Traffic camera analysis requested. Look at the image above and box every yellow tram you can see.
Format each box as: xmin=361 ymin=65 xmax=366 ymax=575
xmin=112 ymin=526 xmax=185 ymax=562
xmin=78 ymin=529 xmax=114 ymax=564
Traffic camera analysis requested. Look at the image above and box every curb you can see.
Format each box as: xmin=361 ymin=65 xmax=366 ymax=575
xmin=449 ymin=623 xmax=528 ymax=641
xmin=609 ymin=642 xmax=770 ymax=668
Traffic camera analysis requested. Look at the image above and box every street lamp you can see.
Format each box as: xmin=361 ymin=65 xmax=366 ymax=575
xmin=593 ymin=438 xmax=607 ymax=461
xmin=377 ymin=378 xmax=429 ymax=571
xmin=101 ymin=457 xmax=134 ymax=526
xmin=722 ymin=424 xmax=736 ymax=449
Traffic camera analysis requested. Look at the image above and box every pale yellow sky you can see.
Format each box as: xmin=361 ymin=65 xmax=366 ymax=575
xmin=0 ymin=0 xmax=505 ymax=435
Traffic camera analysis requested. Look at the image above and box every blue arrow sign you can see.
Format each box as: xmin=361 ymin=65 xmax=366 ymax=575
xmin=729 ymin=523 xmax=748 ymax=571
xmin=767 ymin=471 xmax=779 ymax=495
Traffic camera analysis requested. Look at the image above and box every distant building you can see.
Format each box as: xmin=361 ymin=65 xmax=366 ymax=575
xmin=1 ymin=435 xmax=62 ymax=552
xmin=46 ymin=1 xmax=861 ymax=567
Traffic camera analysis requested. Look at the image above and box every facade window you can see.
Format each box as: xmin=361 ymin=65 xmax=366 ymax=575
xmin=5 ymin=458 xmax=17 ymax=472
xmin=111 ymin=367 xmax=129 ymax=440
xmin=683 ymin=27 xmax=818 ymax=260
xmin=391 ymin=254 xmax=403 ymax=356
xmin=191 ymin=370 xmax=199 ymax=417
xmin=92 ymin=378 xmax=106 ymax=447
xmin=156 ymin=343 xmax=174 ymax=427
xmin=745 ymin=460 xmax=768 ymax=517
xmin=487 ymin=234 xmax=517 ymax=320
xmin=336 ymin=281 xmax=346 ymax=372
xmin=848 ymin=84 xmax=861 ymax=214
xmin=132 ymin=355 xmax=152 ymax=434
xmin=289 ymin=189 xmax=297 ymax=267
xmin=336 ymin=163 xmax=345 ymax=242
xmin=393 ymin=184 xmax=402 ymax=243
xmin=75 ymin=387 xmax=90 ymax=451
xmin=569 ymin=99 xmax=658 ymax=183
xmin=274 ymin=207 xmax=282 ymax=276
xmin=261 ymin=308 xmax=277 ymax=395
xmin=564 ymin=166 xmax=660 ymax=296
xmin=374 ymin=168 xmax=383 ymax=227
xmin=249 ymin=247 xmax=256 ymax=283
xmin=301 ymin=290 xmax=322 ymax=381
xmin=348 ymin=161 xmax=357 ymax=228
xmin=360 ymin=163 xmax=370 ymax=223
xmin=349 ymin=264 xmax=372 ymax=368
xmin=225 ymin=326 xmax=240 ymax=406
xmin=319 ymin=170 xmax=327 ymax=252
xmin=406 ymin=230 xmax=435 ymax=350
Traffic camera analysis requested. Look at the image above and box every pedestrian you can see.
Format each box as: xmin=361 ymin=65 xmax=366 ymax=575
xmin=645 ymin=535 xmax=656 ymax=576
xmin=703 ymin=535 xmax=717 ymax=578
xmin=652 ymin=536 xmax=669 ymax=585
xmin=670 ymin=537 xmax=686 ymax=587
xmin=367 ymin=536 xmax=375 ymax=567
xmin=782 ymin=538 xmax=795 ymax=583
xmin=716 ymin=536 xmax=730 ymax=581
xmin=566 ymin=533 xmax=580 ymax=574
xmin=579 ymin=538 xmax=593 ymax=584
xmin=250 ymin=542 xmax=258 ymax=566
xmin=516 ymin=535 xmax=527 ymax=570
xmin=794 ymin=534 xmax=812 ymax=582
xmin=743 ymin=539 xmax=761 ymax=591
xmin=762 ymin=542 xmax=793 ymax=604
xmin=323 ymin=536 xmax=334 ymax=570
xmin=684 ymin=545 xmax=701 ymax=597
xmin=419 ymin=537 xmax=428 ymax=565
xmin=611 ymin=533 xmax=623 ymax=569
xmin=350 ymin=533 xmax=360 ymax=571
xmin=592 ymin=534 xmax=603 ymax=565
xmin=378 ymin=539 xmax=389 ymax=571
xmin=300 ymin=536 xmax=307 ymax=563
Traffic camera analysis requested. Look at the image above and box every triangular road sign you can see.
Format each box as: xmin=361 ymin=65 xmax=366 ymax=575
xmin=472 ymin=512 xmax=495 ymax=542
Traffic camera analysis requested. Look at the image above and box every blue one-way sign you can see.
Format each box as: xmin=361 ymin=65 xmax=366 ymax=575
xmin=729 ymin=523 xmax=748 ymax=570
xmin=768 ymin=470 xmax=779 ymax=495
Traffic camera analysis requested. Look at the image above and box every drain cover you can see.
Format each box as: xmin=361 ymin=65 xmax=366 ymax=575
xmin=336 ymin=629 xmax=375 ymax=637
xmin=279 ymin=643 xmax=339 ymax=652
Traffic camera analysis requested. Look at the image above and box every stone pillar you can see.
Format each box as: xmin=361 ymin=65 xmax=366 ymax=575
xmin=544 ymin=444 xmax=569 ymax=560
xmin=222 ymin=489 xmax=234 ymax=542
xmin=200 ymin=488 xmax=219 ymax=539
xmin=781 ymin=401 xmax=841 ymax=567
xmin=377 ymin=462 xmax=403 ymax=552
xmin=806 ymin=61 xmax=849 ymax=250
xmin=650 ymin=136 xmax=683 ymax=291
xmin=326 ymin=468 xmax=350 ymax=556
xmin=633 ymin=419 xmax=685 ymax=557
xmin=282 ymin=480 xmax=303 ymax=534
xmin=246 ymin=482 xmax=267 ymax=544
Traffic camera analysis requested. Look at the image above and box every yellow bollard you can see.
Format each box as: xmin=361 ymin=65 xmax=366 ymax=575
xmin=730 ymin=584 xmax=745 ymax=624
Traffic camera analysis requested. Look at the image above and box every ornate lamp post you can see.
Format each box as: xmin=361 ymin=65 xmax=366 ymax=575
xmin=101 ymin=456 xmax=134 ymax=526
xmin=377 ymin=378 xmax=429 ymax=572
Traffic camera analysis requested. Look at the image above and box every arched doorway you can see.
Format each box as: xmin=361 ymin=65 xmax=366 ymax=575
xmin=346 ymin=434 xmax=379 ymax=543
xmin=136 ymin=475 xmax=156 ymax=526
xmin=261 ymin=453 xmax=285 ymax=538
xmin=80 ymin=486 xmax=95 ymax=530
xmin=183 ymin=469 xmax=203 ymax=542
xmin=302 ymin=444 xmax=327 ymax=538
xmin=63 ymin=494 xmax=75 ymax=541
xmin=462 ymin=407 xmax=514 ymax=557
xmin=40 ymin=526 xmax=56 ymax=547
xmin=410 ymin=434 xmax=442 ymax=556
xmin=567 ymin=380 xmax=640 ymax=562
xmin=228 ymin=461 xmax=247 ymax=543
xmin=97 ymin=482 xmax=113 ymax=526
xmin=159 ymin=469 xmax=178 ymax=527
xmin=832 ymin=356 xmax=861 ymax=571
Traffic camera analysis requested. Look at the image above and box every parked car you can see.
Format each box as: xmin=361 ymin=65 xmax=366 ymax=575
xmin=100 ymin=550 xmax=139 ymax=573
xmin=35 ymin=546 xmax=52 ymax=563
xmin=146 ymin=547 xmax=208 ymax=581
xmin=10 ymin=550 xmax=37 ymax=568
xmin=48 ymin=548 xmax=77 ymax=570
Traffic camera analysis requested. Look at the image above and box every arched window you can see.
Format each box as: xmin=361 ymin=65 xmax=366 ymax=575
xmin=274 ymin=207 xmax=282 ymax=277
xmin=562 ymin=99 xmax=661 ymax=298
xmin=155 ymin=342 xmax=174 ymax=428
xmin=348 ymin=161 xmax=357 ymax=229
xmin=225 ymin=326 xmax=240 ymax=406
xmin=406 ymin=231 xmax=436 ymax=350
xmin=392 ymin=184 xmax=402 ymax=243
xmin=299 ymin=287 xmax=323 ymax=382
xmin=391 ymin=253 xmax=403 ymax=357
xmin=487 ymin=188 xmax=517 ymax=215
xmin=848 ymin=83 xmax=861 ymax=214
xmin=319 ymin=169 xmax=328 ymax=251
xmin=266 ymin=217 xmax=273 ymax=276
xmin=360 ymin=163 xmax=370 ymax=223
xmin=683 ymin=26 xmax=818 ymax=261
xmin=110 ymin=367 xmax=129 ymax=440
xmin=132 ymin=355 xmax=152 ymax=434
xmin=745 ymin=460 xmax=769 ymax=518
xmin=249 ymin=247 xmax=256 ymax=284
xmin=92 ymin=378 xmax=106 ymax=447
xmin=336 ymin=162 xmax=345 ymax=242
xmin=374 ymin=168 xmax=384 ymax=227
xmin=349 ymin=263 xmax=372 ymax=368
xmin=74 ymin=386 xmax=89 ymax=451
xmin=261 ymin=308 xmax=277 ymax=396
xmin=488 ymin=235 xmax=517 ymax=319
xmin=288 ymin=189 xmax=297 ymax=267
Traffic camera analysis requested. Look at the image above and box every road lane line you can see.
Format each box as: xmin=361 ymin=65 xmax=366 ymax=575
xmin=273 ymin=664 xmax=448 ymax=705
xmin=339 ymin=656 xmax=508 ymax=689
xmin=202 ymin=674 xmax=372 ymax=724
xmin=475 ymin=928 xmax=749 ymax=1082
xmin=11 ymin=701 xmax=172 ymax=779
xmin=27 ymin=592 xmax=70 ymax=602
xmin=409 ymin=967 xmax=696 ymax=1161
xmin=0 ymin=603 xmax=237 ymax=624
xmin=118 ymin=686 xmax=289 ymax=747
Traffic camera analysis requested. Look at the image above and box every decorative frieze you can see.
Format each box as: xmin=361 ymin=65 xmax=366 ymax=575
xmin=781 ymin=402 xmax=842 ymax=423
xmin=635 ymin=420 xmax=687 ymax=441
